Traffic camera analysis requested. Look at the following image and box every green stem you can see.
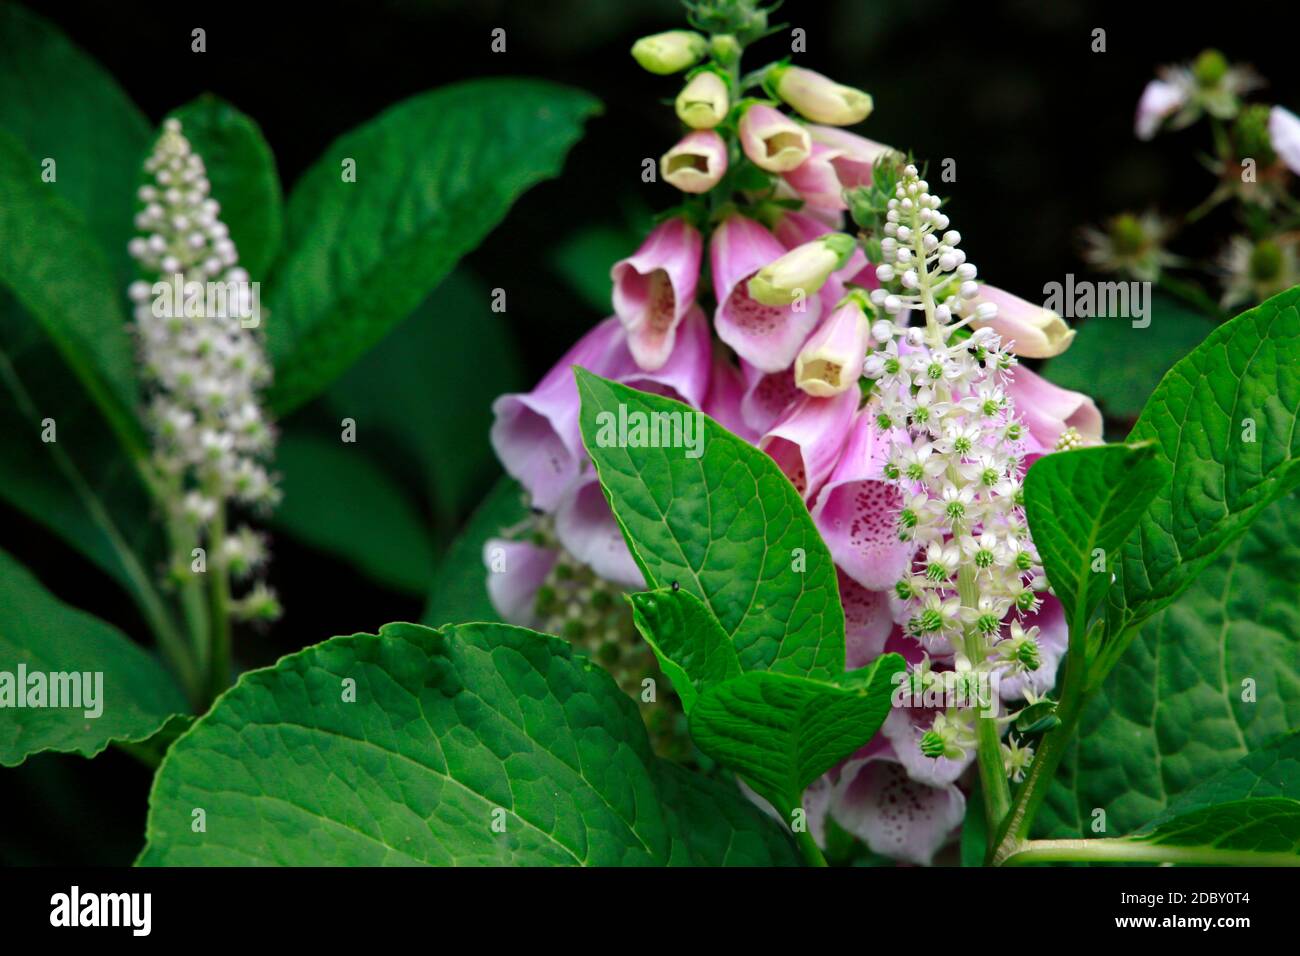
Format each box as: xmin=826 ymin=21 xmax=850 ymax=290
xmin=794 ymin=826 xmax=828 ymax=867
xmin=1002 ymin=838 xmax=1298 ymax=868
xmin=0 ymin=351 xmax=201 ymax=704
xmin=957 ymin=567 xmax=1011 ymax=838
xmin=206 ymin=503 xmax=232 ymax=703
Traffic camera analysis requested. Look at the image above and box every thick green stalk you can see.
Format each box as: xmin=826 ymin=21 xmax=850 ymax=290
xmin=206 ymin=503 xmax=232 ymax=702
xmin=1002 ymin=838 xmax=1297 ymax=867
xmin=794 ymin=826 xmax=828 ymax=867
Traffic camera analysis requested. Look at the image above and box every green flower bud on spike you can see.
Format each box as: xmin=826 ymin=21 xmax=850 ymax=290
xmin=631 ymin=30 xmax=708 ymax=75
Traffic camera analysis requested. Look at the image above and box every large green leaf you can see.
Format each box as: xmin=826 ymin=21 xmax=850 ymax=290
xmin=167 ymin=95 xmax=283 ymax=278
xmin=1124 ymin=798 xmax=1300 ymax=864
xmin=422 ymin=476 xmax=529 ymax=627
xmin=1023 ymin=442 xmax=1167 ymax=635
xmin=1045 ymin=294 xmax=1218 ymax=423
xmin=265 ymin=80 xmax=600 ymax=413
xmin=1039 ymin=495 xmax=1300 ymax=839
xmin=138 ymin=622 xmax=797 ymax=866
xmin=1105 ymin=287 xmax=1300 ymax=654
xmin=0 ymin=130 xmax=143 ymax=455
xmin=576 ymin=369 xmax=846 ymax=679
xmin=687 ymin=655 xmax=906 ymax=819
xmin=627 ymin=587 xmax=742 ymax=713
xmin=0 ymin=1 xmax=149 ymax=286
xmin=0 ymin=549 xmax=186 ymax=767
xmin=1148 ymin=730 xmax=1300 ymax=825
xmin=0 ymin=292 xmax=158 ymax=592
xmin=322 ymin=271 xmax=524 ymax=525
xmin=268 ymin=432 xmax=437 ymax=596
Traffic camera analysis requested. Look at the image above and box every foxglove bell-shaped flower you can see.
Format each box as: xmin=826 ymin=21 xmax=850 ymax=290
xmin=838 ymin=571 xmax=894 ymax=668
xmin=661 ymin=130 xmax=728 ymax=193
xmin=711 ymin=214 xmax=823 ymax=371
xmin=811 ymin=411 xmax=917 ymax=590
xmin=1005 ymin=366 xmax=1103 ymax=456
xmin=490 ymin=317 xmax=625 ymax=510
xmin=782 ymin=142 xmax=850 ymax=210
xmin=554 ymin=476 xmax=644 ymax=588
xmin=631 ymin=29 xmax=707 ymax=74
xmin=484 ymin=537 xmax=557 ymax=627
xmin=739 ymin=362 xmax=801 ymax=435
xmin=610 ymin=218 xmax=702 ymax=370
xmin=794 ymin=294 xmax=870 ymax=396
xmin=612 ymin=304 xmax=713 ymax=410
xmin=702 ymin=351 xmax=759 ymax=442
xmin=1269 ymin=105 xmax=1300 ymax=175
xmin=748 ymin=233 xmax=856 ymax=306
xmin=759 ymin=387 xmax=858 ymax=500
xmin=675 ymin=70 xmax=729 ymax=129
xmin=772 ymin=65 xmax=873 ymax=125
xmin=806 ymin=125 xmax=894 ymax=188
xmin=969 ymin=285 xmax=1076 ymax=358
xmin=826 ymin=745 xmax=966 ymax=866
xmin=738 ymin=103 xmax=812 ymax=172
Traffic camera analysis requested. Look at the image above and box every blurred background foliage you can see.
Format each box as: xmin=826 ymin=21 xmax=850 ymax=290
xmin=2 ymin=0 xmax=1298 ymax=863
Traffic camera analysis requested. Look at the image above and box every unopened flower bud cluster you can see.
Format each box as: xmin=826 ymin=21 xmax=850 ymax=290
xmin=127 ymin=119 xmax=279 ymax=607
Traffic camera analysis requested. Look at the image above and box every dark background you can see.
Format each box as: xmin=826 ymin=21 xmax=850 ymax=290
xmin=4 ymin=0 xmax=1299 ymax=864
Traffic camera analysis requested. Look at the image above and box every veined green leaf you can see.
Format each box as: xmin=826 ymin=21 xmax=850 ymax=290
xmin=0 ymin=2 xmax=149 ymax=287
xmin=266 ymin=80 xmax=600 ymax=413
xmin=1148 ymin=730 xmax=1300 ymax=825
xmin=576 ymin=369 xmax=846 ymax=679
xmin=688 ymin=654 xmax=906 ymax=820
xmin=167 ymin=95 xmax=283 ymax=277
xmin=0 ymin=549 xmax=186 ymax=767
xmin=1104 ymin=287 xmax=1300 ymax=664
xmin=1039 ymin=495 xmax=1300 ymax=840
xmin=1127 ymin=797 xmax=1300 ymax=865
xmin=0 ymin=130 xmax=144 ymax=457
xmin=138 ymin=622 xmax=797 ymax=866
xmin=627 ymin=588 xmax=742 ymax=713
xmin=1023 ymin=442 xmax=1167 ymax=636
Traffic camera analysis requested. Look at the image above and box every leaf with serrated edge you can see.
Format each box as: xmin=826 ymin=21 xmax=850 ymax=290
xmin=138 ymin=622 xmax=797 ymax=866
xmin=0 ymin=549 xmax=186 ymax=767
xmin=266 ymin=80 xmax=599 ymax=413
xmin=576 ymin=368 xmax=845 ymax=679
xmin=1024 ymin=442 xmax=1167 ymax=635
xmin=628 ymin=588 xmax=741 ymax=713
xmin=688 ymin=654 xmax=907 ymax=819
xmin=1106 ymin=287 xmax=1300 ymax=648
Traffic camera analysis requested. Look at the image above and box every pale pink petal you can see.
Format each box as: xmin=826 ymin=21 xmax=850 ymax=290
xmin=702 ymin=351 xmax=760 ymax=442
xmin=611 ymin=218 xmax=703 ymax=370
xmin=831 ymin=748 xmax=966 ymax=866
xmin=806 ymin=125 xmax=893 ymax=188
xmin=490 ymin=317 xmax=626 ymax=510
xmin=711 ymin=214 xmax=822 ymax=371
xmin=782 ymin=142 xmax=848 ymax=211
xmin=740 ymin=361 xmax=801 ymax=435
xmin=553 ymin=477 xmax=643 ymax=588
xmin=615 ymin=304 xmax=712 ymax=409
xmin=759 ymin=388 xmax=858 ymax=501
xmin=1007 ymin=365 xmax=1103 ymax=456
xmin=483 ymin=538 xmax=557 ymax=627
xmin=838 ymin=569 xmax=893 ymax=669
xmin=811 ymin=413 xmax=917 ymax=589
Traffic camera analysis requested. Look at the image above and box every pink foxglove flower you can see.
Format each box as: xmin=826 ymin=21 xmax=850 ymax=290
xmin=811 ymin=412 xmax=916 ymax=590
xmin=711 ymin=214 xmax=823 ymax=371
xmin=738 ymin=103 xmax=812 ymax=172
xmin=611 ymin=218 xmax=703 ymax=370
xmin=661 ymin=130 xmax=728 ymax=193
xmin=739 ymin=362 xmax=801 ymax=435
xmin=554 ymin=476 xmax=643 ymax=588
xmin=794 ymin=295 xmax=870 ymax=396
xmin=772 ymin=65 xmax=873 ymax=126
xmin=782 ymin=143 xmax=851 ymax=211
xmin=969 ymin=284 xmax=1076 ymax=358
xmin=1005 ymin=366 xmax=1103 ymax=458
xmin=758 ymin=387 xmax=858 ymax=501
xmin=805 ymin=125 xmax=894 ymax=188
